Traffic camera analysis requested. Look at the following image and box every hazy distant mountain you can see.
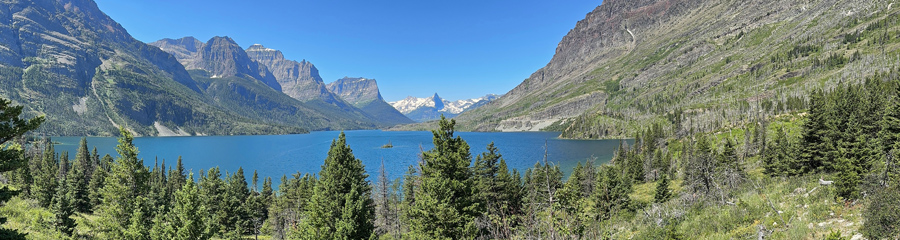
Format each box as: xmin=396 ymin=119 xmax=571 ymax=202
xmin=327 ymin=77 xmax=414 ymax=125
xmin=389 ymin=93 xmax=498 ymax=122
xmin=0 ymin=0 xmax=316 ymax=136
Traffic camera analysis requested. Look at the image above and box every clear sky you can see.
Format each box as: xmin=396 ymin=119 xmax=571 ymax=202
xmin=93 ymin=0 xmax=601 ymax=101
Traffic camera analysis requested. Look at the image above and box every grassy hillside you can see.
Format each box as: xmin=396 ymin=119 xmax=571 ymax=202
xmin=455 ymin=0 xmax=900 ymax=140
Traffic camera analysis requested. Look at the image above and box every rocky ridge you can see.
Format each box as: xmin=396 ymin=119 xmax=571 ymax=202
xmin=327 ymin=77 xmax=414 ymax=125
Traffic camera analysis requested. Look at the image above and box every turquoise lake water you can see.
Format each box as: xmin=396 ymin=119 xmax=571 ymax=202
xmin=52 ymin=131 xmax=627 ymax=189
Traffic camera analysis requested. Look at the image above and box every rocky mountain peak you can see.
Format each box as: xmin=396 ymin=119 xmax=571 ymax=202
xmin=246 ymin=44 xmax=285 ymax=61
xmin=245 ymin=45 xmax=337 ymax=103
xmin=326 ymin=77 xmax=383 ymax=106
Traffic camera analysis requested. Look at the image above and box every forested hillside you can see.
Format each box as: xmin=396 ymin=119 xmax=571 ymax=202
xmin=456 ymin=0 xmax=900 ymax=141
xmin=3 ymin=90 xmax=900 ymax=239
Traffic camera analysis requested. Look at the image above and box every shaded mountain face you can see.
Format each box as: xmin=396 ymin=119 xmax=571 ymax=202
xmin=327 ymin=77 xmax=414 ymax=125
xmin=390 ymin=94 xmax=498 ymax=122
xmin=245 ymin=44 xmax=338 ymax=103
xmin=0 ymin=0 xmax=298 ymax=136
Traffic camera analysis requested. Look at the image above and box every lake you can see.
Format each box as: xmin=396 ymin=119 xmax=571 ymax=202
xmin=52 ymin=130 xmax=627 ymax=189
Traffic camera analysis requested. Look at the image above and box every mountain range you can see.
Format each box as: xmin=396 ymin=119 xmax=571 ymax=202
xmin=389 ymin=93 xmax=499 ymax=122
xmin=0 ymin=0 xmax=417 ymax=136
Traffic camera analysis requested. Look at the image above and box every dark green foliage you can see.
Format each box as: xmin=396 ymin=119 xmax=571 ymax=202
xmin=764 ymin=127 xmax=796 ymax=176
xmin=593 ymin=164 xmax=632 ymax=221
xmin=87 ymin=154 xmax=112 ymax=211
xmin=96 ymin=128 xmax=151 ymax=238
xmin=0 ymin=98 xmax=43 ymax=239
xmin=51 ymin=177 xmax=76 ymax=236
xmin=473 ymin=142 xmax=523 ymax=239
xmin=863 ymin=183 xmax=900 ymax=239
xmin=654 ymin=175 xmax=672 ymax=203
xmin=405 ymin=116 xmax=480 ymax=239
xmin=69 ymin=137 xmax=91 ymax=213
xmin=33 ymin=142 xmax=58 ymax=208
xmin=835 ymin=157 xmax=860 ymax=200
xmin=302 ymin=132 xmax=375 ymax=239
xmin=199 ymin=167 xmax=226 ymax=237
xmin=223 ymin=167 xmax=250 ymax=238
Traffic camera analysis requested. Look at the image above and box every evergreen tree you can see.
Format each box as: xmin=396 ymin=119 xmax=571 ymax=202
xmin=58 ymin=151 xmax=69 ymax=180
xmin=124 ymin=196 xmax=150 ymax=240
xmin=51 ymin=177 xmax=76 ymax=236
xmin=167 ymin=156 xmax=187 ymax=202
xmin=835 ymin=157 xmax=861 ymax=200
xmin=654 ymin=174 xmax=672 ymax=203
xmin=0 ymin=98 xmax=43 ymax=240
xmin=224 ymin=167 xmax=250 ymax=238
xmin=302 ymin=132 xmax=375 ymax=239
xmin=96 ymin=128 xmax=151 ymax=238
xmin=69 ymin=137 xmax=91 ymax=212
xmin=87 ymin=155 xmax=111 ymax=211
xmin=593 ymin=164 xmax=632 ymax=221
xmin=34 ymin=142 xmax=58 ymax=208
xmin=405 ymin=116 xmax=480 ymax=239
xmin=170 ymin=174 xmax=210 ymax=240
xmin=199 ymin=167 xmax=226 ymax=238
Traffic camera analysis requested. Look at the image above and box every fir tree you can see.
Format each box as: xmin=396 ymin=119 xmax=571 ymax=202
xmin=69 ymin=137 xmax=91 ymax=212
xmin=34 ymin=142 xmax=58 ymax=208
xmin=302 ymin=132 xmax=375 ymax=239
xmin=170 ymin=174 xmax=209 ymax=240
xmin=51 ymin=177 xmax=76 ymax=236
xmin=0 ymin=98 xmax=43 ymax=240
xmin=405 ymin=116 xmax=480 ymax=239
xmin=96 ymin=128 xmax=151 ymax=238
xmin=654 ymin=174 xmax=672 ymax=203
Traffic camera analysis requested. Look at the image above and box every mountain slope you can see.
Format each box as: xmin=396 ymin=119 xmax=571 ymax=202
xmin=327 ymin=77 xmax=414 ymax=125
xmin=0 ymin=0 xmax=305 ymax=136
xmin=456 ymin=0 xmax=900 ymax=138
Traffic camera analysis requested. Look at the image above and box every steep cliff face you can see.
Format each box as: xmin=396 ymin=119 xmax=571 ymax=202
xmin=245 ymin=44 xmax=340 ymax=103
xmin=327 ymin=77 xmax=413 ymax=125
xmin=326 ymin=77 xmax=382 ymax=106
xmin=150 ymin=36 xmax=203 ymax=65
xmin=0 ymin=0 xmax=289 ymax=136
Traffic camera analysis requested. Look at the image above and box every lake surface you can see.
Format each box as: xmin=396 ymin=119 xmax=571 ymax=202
xmin=52 ymin=131 xmax=627 ymax=189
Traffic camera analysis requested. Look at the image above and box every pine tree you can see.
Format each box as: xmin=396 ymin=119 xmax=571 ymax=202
xmin=87 ymin=155 xmax=111 ymax=211
xmin=34 ymin=142 xmax=58 ymax=208
xmin=69 ymin=137 xmax=91 ymax=212
xmin=406 ymin=116 xmax=480 ymax=239
xmin=199 ymin=168 xmax=226 ymax=238
xmin=51 ymin=177 xmax=76 ymax=236
xmin=302 ymin=132 xmax=375 ymax=239
xmin=593 ymin=164 xmax=632 ymax=221
xmin=224 ymin=167 xmax=250 ymax=238
xmin=654 ymin=174 xmax=672 ymax=203
xmin=96 ymin=128 xmax=151 ymax=238
xmin=835 ymin=157 xmax=860 ymax=200
xmin=170 ymin=174 xmax=209 ymax=240
xmin=0 ymin=98 xmax=42 ymax=240
xmin=167 ymin=156 xmax=187 ymax=202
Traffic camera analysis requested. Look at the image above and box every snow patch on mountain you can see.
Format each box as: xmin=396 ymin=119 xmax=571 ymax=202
xmin=389 ymin=93 xmax=499 ymax=115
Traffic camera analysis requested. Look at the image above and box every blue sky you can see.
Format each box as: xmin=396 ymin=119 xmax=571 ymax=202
xmin=94 ymin=0 xmax=600 ymax=101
